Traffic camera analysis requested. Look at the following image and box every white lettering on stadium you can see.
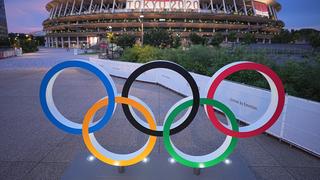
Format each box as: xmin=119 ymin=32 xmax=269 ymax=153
xmin=126 ymin=0 xmax=199 ymax=10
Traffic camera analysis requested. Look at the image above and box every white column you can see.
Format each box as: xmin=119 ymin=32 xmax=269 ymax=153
xmin=210 ymin=0 xmax=214 ymax=13
xmin=112 ymin=0 xmax=116 ymax=13
xmin=79 ymin=0 xmax=84 ymax=15
xmin=268 ymin=5 xmax=273 ymax=19
xmin=49 ymin=9 xmax=54 ymax=19
xmin=51 ymin=37 xmax=54 ymax=47
xmin=89 ymin=0 xmax=94 ymax=13
xmin=52 ymin=6 xmax=56 ymax=18
xmin=77 ymin=36 xmax=79 ymax=48
xmin=68 ymin=36 xmax=71 ymax=48
xmin=272 ymin=7 xmax=278 ymax=20
xmin=71 ymin=0 xmax=76 ymax=15
xmin=222 ymin=0 xmax=227 ymax=13
xmin=243 ymin=0 xmax=247 ymax=15
xmin=61 ymin=37 xmax=64 ymax=48
xmin=100 ymin=0 xmax=104 ymax=12
xmin=55 ymin=37 xmax=58 ymax=48
xmin=251 ymin=0 xmax=256 ymax=16
xmin=58 ymin=3 xmax=63 ymax=17
xmin=64 ymin=1 xmax=69 ymax=16
xmin=53 ymin=6 xmax=58 ymax=18
xmin=233 ymin=0 xmax=238 ymax=13
xmin=86 ymin=36 xmax=90 ymax=47
xmin=45 ymin=37 xmax=48 ymax=47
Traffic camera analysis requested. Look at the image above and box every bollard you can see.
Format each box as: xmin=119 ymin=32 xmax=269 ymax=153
xmin=118 ymin=166 xmax=125 ymax=174
xmin=193 ymin=168 xmax=201 ymax=176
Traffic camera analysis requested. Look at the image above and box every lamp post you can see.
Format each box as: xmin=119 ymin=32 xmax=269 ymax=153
xmin=108 ymin=26 xmax=113 ymax=59
xmin=139 ymin=15 xmax=144 ymax=45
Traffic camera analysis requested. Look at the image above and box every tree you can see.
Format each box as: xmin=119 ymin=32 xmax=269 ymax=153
xmin=243 ymin=33 xmax=256 ymax=44
xmin=189 ymin=33 xmax=204 ymax=45
xmin=172 ymin=34 xmax=181 ymax=48
xmin=309 ymin=33 xmax=320 ymax=48
xmin=115 ymin=34 xmax=136 ymax=48
xmin=272 ymin=29 xmax=293 ymax=43
xmin=227 ymin=32 xmax=237 ymax=43
xmin=7 ymin=33 xmax=38 ymax=53
xmin=210 ymin=32 xmax=224 ymax=47
xmin=144 ymin=29 xmax=172 ymax=48
xmin=107 ymin=32 xmax=116 ymax=43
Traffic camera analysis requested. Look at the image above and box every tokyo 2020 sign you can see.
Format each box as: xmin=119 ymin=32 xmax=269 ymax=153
xmin=39 ymin=60 xmax=285 ymax=169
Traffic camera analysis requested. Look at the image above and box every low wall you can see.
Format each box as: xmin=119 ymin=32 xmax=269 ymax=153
xmin=0 ymin=49 xmax=16 ymax=59
xmin=89 ymin=58 xmax=320 ymax=156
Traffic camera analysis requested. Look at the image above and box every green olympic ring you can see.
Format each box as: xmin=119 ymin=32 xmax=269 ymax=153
xmin=163 ymin=98 xmax=239 ymax=168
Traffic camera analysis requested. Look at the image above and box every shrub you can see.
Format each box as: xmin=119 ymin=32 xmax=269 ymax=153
xmin=243 ymin=33 xmax=256 ymax=44
xmin=144 ymin=29 xmax=172 ymax=48
xmin=115 ymin=34 xmax=136 ymax=48
xmin=210 ymin=33 xmax=224 ymax=47
xmin=227 ymin=32 xmax=237 ymax=42
xmin=189 ymin=33 xmax=204 ymax=45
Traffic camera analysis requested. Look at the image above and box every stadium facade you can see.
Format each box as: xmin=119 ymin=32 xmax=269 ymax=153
xmin=0 ymin=0 xmax=8 ymax=38
xmin=43 ymin=0 xmax=283 ymax=48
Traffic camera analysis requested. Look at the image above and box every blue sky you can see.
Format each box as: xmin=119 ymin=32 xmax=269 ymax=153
xmin=4 ymin=0 xmax=320 ymax=33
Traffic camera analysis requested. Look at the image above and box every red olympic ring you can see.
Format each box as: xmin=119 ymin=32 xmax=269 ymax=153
xmin=206 ymin=62 xmax=285 ymax=138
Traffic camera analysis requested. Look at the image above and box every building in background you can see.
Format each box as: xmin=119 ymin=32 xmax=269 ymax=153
xmin=0 ymin=0 xmax=8 ymax=38
xmin=43 ymin=0 xmax=283 ymax=48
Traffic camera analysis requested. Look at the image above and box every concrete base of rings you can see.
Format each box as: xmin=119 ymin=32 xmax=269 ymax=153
xmin=62 ymin=152 xmax=255 ymax=180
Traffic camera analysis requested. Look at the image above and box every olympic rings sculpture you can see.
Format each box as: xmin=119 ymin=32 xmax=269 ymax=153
xmin=40 ymin=60 xmax=285 ymax=169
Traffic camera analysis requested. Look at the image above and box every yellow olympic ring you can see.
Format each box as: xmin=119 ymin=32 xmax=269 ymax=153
xmin=82 ymin=96 xmax=157 ymax=166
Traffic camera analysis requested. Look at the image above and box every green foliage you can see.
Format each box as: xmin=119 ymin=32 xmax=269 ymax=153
xmin=8 ymin=33 xmax=39 ymax=53
xmin=144 ymin=29 xmax=172 ymax=48
xmin=278 ymin=61 xmax=320 ymax=100
xmin=115 ymin=34 xmax=136 ymax=48
xmin=189 ymin=33 xmax=204 ymax=45
xmin=309 ymin=33 xmax=320 ymax=48
xmin=121 ymin=45 xmax=162 ymax=63
xmin=20 ymin=39 xmax=38 ymax=53
xmin=243 ymin=33 xmax=256 ymax=44
xmin=172 ymin=35 xmax=181 ymax=48
xmin=227 ymin=32 xmax=237 ymax=42
xmin=120 ymin=45 xmax=320 ymax=102
xmin=210 ymin=33 xmax=224 ymax=47
xmin=272 ymin=29 xmax=320 ymax=48
xmin=272 ymin=29 xmax=294 ymax=43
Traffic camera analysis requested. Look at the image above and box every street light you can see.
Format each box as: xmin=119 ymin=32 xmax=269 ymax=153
xmin=108 ymin=26 xmax=113 ymax=59
xmin=139 ymin=15 xmax=144 ymax=45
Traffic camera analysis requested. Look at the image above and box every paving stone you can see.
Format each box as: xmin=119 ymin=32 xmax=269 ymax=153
xmin=24 ymin=162 xmax=68 ymax=180
xmin=249 ymin=166 xmax=295 ymax=180
xmin=0 ymin=162 xmax=37 ymax=180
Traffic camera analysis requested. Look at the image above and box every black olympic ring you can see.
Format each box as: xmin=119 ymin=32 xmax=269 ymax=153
xmin=121 ymin=61 xmax=200 ymax=137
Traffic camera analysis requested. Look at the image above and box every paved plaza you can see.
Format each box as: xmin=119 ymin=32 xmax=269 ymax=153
xmin=0 ymin=48 xmax=319 ymax=180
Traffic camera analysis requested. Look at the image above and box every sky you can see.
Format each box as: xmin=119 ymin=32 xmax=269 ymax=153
xmin=4 ymin=0 xmax=320 ymax=33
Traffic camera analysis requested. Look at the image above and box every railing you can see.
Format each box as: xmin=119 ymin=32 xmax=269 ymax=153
xmin=0 ymin=49 xmax=16 ymax=59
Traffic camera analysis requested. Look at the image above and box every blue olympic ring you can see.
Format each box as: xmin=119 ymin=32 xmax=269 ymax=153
xmin=39 ymin=60 xmax=116 ymax=134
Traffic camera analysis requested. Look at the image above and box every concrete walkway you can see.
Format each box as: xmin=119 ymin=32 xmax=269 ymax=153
xmin=0 ymin=48 xmax=319 ymax=180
